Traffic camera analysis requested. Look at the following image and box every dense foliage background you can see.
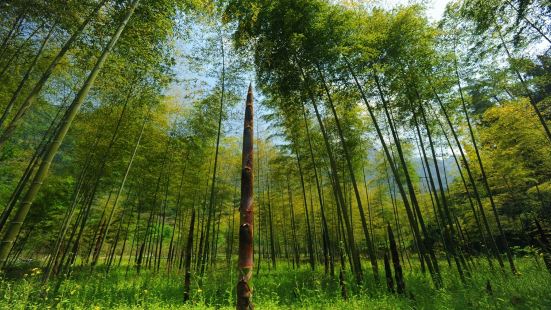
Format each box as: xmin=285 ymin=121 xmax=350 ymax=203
xmin=0 ymin=0 xmax=550 ymax=308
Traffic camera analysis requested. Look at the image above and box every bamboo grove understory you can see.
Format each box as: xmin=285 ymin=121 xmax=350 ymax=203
xmin=0 ymin=0 xmax=550 ymax=308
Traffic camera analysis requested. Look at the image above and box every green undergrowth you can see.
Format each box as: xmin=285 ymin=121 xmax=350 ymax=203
xmin=1 ymin=258 xmax=550 ymax=309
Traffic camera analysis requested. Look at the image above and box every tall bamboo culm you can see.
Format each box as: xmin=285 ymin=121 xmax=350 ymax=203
xmin=236 ymin=84 xmax=254 ymax=310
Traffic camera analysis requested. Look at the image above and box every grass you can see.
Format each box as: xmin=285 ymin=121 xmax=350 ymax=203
xmin=1 ymin=257 xmax=550 ymax=309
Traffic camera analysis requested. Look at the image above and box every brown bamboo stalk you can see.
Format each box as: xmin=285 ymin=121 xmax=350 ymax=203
xmin=236 ymin=84 xmax=254 ymax=310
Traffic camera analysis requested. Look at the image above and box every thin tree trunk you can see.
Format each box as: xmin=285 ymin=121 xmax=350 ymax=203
xmin=0 ymin=22 xmax=45 ymax=81
xmin=302 ymin=105 xmax=332 ymax=276
xmin=429 ymin=82 xmax=501 ymax=268
xmin=388 ymin=224 xmax=405 ymax=294
xmin=503 ymin=0 xmax=551 ymax=44
xmin=297 ymin=62 xmax=363 ymax=283
xmin=0 ymin=0 xmax=140 ymax=265
xmin=266 ymin=168 xmax=276 ymax=269
xmin=91 ymin=99 xmax=139 ymax=268
xmin=42 ymin=155 xmax=90 ymax=283
xmin=0 ymin=0 xmax=109 ymax=149
xmin=383 ymin=251 xmax=394 ymax=293
xmin=345 ymin=59 xmax=440 ymax=287
xmin=287 ymin=179 xmax=300 ymax=268
xmin=454 ymin=51 xmax=517 ymax=273
xmin=414 ymin=117 xmax=452 ymax=268
xmin=417 ymin=102 xmax=466 ymax=282
xmin=0 ymin=23 xmax=54 ymax=128
xmin=0 ymin=11 xmax=25 ymax=59
xmin=317 ymin=65 xmax=379 ymax=281
xmin=106 ymin=186 xmax=136 ymax=272
xmin=497 ymin=28 xmax=551 ymax=143
xmin=294 ymin=148 xmax=315 ymax=270
xmin=200 ymin=38 xmax=225 ymax=277
xmin=0 ymin=99 xmax=67 ymax=232
xmin=183 ymin=209 xmax=196 ymax=302
xmin=377 ymin=75 xmax=442 ymax=284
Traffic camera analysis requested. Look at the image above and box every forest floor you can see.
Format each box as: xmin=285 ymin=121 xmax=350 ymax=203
xmin=1 ymin=257 xmax=550 ymax=309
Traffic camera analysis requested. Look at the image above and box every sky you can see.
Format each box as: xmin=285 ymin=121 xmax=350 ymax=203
xmin=170 ymin=1 xmax=454 ymax=96
xmin=420 ymin=0 xmax=451 ymax=21
xmin=374 ymin=0 xmax=451 ymax=21
xmin=168 ymin=1 xmax=455 ymax=139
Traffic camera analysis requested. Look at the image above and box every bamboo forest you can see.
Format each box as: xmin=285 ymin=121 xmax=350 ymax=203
xmin=0 ymin=0 xmax=551 ymax=309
